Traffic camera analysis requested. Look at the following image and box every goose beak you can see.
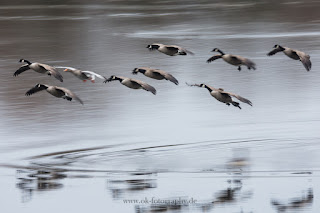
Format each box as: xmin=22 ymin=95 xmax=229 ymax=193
xmin=64 ymin=69 xmax=68 ymax=72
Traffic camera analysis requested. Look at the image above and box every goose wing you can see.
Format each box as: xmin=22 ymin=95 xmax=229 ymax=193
xmin=170 ymin=45 xmax=194 ymax=55
xmin=131 ymin=79 xmax=156 ymax=95
xmin=165 ymin=46 xmax=179 ymax=53
xmin=267 ymin=47 xmax=283 ymax=56
xmin=222 ymin=91 xmax=252 ymax=106
xmin=295 ymin=51 xmax=312 ymax=71
xmin=14 ymin=64 xmax=30 ymax=76
xmin=82 ymin=71 xmax=107 ymax=80
xmin=207 ymin=55 xmax=223 ymax=63
xmin=38 ymin=64 xmax=63 ymax=82
xmin=56 ymin=86 xmax=84 ymax=105
xmin=54 ymin=66 xmax=78 ymax=71
xmin=240 ymin=57 xmax=256 ymax=70
xmin=25 ymin=84 xmax=47 ymax=96
xmin=153 ymin=69 xmax=179 ymax=85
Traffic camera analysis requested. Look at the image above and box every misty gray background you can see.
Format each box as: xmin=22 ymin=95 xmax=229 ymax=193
xmin=0 ymin=0 xmax=319 ymax=212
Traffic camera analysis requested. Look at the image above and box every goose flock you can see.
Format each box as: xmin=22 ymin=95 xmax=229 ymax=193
xmin=14 ymin=43 xmax=311 ymax=109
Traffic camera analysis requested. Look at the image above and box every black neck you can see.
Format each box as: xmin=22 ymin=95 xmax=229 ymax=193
xmin=138 ymin=69 xmax=146 ymax=74
xmin=278 ymin=45 xmax=285 ymax=51
xmin=114 ymin=76 xmax=123 ymax=82
xmin=204 ymin=85 xmax=212 ymax=92
xmin=23 ymin=59 xmax=32 ymax=65
xmin=217 ymin=49 xmax=225 ymax=55
xmin=38 ymin=84 xmax=48 ymax=89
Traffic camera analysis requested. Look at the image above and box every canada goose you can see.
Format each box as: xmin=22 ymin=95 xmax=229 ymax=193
xmin=132 ymin=67 xmax=179 ymax=85
xmin=104 ymin=75 xmax=156 ymax=95
xmin=14 ymin=59 xmax=63 ymax=82
xmin=186 ymin=82 xmax=252 ymax=109
xmin=146 ymin=43 xmax=194 ymax=56
xmin=207 ymin=48 xmax=256 ymax=71
xmin=25 ymin=84 xmax=83 ymax=104
xmin=55 ymin=66 xmax=106 ymax=82
xmin=267 ymin=45 xmax=312 ymax=71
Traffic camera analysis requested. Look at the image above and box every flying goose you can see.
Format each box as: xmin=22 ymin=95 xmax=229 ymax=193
xmin=146 ymin=43 xmax=194 ymax=56
xmin=55 ymin=66 xmax=106 ymax=82
xmin=186 ymin=82 xmax=252 ymax=109
xmin=104 ymin=75 xmax=156 ymax=95
xmin=25 ymin=84 xmax=83 ymax=104
xmin=14 ymin=59 xmax=63 ymax=82
xmin=132 ymin=67 xmax=179 ymax=85
xmin=267 ymin=45 xmax=312 ymax=71
xmin=207 ymin=48 xmax=256 ymax=71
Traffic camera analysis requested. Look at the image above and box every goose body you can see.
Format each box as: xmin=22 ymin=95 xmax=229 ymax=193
xmin=186 ymin=83 xmax=252 ymax=109
xmin=267 ymin=45 xmax=311 ymax=71
xmin=146 ymin=43 xmax=194 ymax=56
xmin=14 ymin=59 xmax=63 ymax=82
xmin=104 ymin=75 xmax=156 ymax=95
xmin=25 ymin=84 xmax=83 ymax=104
xmin=55 ymin=66 xmax=106 ymax=82
xmin=132 ymin=67 xmax=179 ymax=85
xmin=207 ymin=48 xmax=256 ymax=71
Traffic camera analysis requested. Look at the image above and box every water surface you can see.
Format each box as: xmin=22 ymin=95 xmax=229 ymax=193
xmin=0 ymin=1 xmax=320 ymax=212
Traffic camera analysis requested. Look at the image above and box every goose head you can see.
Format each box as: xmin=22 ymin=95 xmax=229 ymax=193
xmin=146 ymin=44 xmax=160 ymax=50
xmin=274 ymin=44 xmax=285 ymax=50
xmin=211 ymin=48 xmax=225 ymax=55
xmin=132 ymin=68 xmax=139 ymax=75
xmin=19 ymin=59 xmax=32 ymax=65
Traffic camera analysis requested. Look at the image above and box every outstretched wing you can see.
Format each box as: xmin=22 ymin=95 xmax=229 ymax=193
xmin=132 ymin=79 xmax=156 ymax=95
xmin=38 ymin=64 xmax=63 ymax=82
xmin=14 ymin=64 xmax=30 ymax=76
xmin=207 ymin=55 xmax=223 ymax=63
xmin=57 ymin=87 xmax=84 ymax=105
xmin=154 ymin=70 xmax=179 ymax=85
xmin=267 ymin=47 xmax=283 ymax=56
xmin=25 ymin=84 xmax=47 ymax=96
xmin=295 ymin=51 xmax=312 ymax=71
xmin=223 ymin=91 xmax=252 ymax=106
xmin=82 ymin=71 xmax=106 ymax=80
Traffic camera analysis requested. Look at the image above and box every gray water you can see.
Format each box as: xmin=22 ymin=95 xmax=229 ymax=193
xmin=0 ymin=0 xmax=320 ymax=212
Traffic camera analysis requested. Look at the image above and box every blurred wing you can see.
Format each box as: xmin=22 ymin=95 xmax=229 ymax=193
xmin=25 ymin=84 xmax=47 ymax=96
xmin=296 ymin=51 xmax=312 ymax=71
xmin=39 ymin=64 xmax=63 ymax=82
xmin=224 ymin=92 xmax=252 ymax=106
xmin=82 ymin=71 xmax=106 ymax=80
xmin=207 ymin=55 xmax=222 ymax=63
xmin=14 ymin=64 xmax=30 ymax=76
xmin=185 ymin=49 xmax=195 ymax=55
xmin=267 ymin=47 xmax=282 ymax=56
xmin=54 ymin=66 xmax=77 ymax=71
xmin=242 ymin=58 xmax=256 ymax=70
xmin=171 ymin=45 xmax=194 ymax=55
xmin=57 ymin=87 xmax=84 ymax=105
